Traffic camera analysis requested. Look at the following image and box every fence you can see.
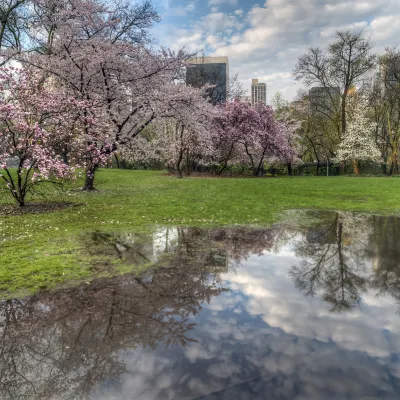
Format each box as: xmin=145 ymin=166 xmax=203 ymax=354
xmin=110 ymin=157 xmax=393 ymax=177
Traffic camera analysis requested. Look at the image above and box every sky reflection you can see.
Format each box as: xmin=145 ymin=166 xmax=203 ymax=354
xmin=1 ymin=211 xmax=400 ymax=399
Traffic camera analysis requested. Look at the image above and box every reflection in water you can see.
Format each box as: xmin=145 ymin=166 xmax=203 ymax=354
xmin=369 ymin=216 xmax=400 ymax=307
xmin=290 ymin=213 xmax=369 ymax=311
xmin=1 ymin=213 xmax=400 ymax=399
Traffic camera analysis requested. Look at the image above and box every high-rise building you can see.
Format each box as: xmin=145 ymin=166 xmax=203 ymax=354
xmin=309 ymin=86 xmax=340 ymax=118
xmin=251 ymin=79 xmax=267 ymax=106
xmin=379 ymin=56 xmax=400 ymax=94
xmin=186 ymin=56 xmax=229 ymax=104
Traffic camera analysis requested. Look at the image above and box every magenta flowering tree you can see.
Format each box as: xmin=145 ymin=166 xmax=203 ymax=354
xmin=0 ymin=67 xmax=87 ymax=206
xmin=240 ymin=104 xmax=276 ymax=176
xmin=211 ymin=100 xmax=296 ymax=176
xmin=245 ymin=104 xmax=296 ymax=176
xmin=212 ymin=99 xmax=256 ymax=175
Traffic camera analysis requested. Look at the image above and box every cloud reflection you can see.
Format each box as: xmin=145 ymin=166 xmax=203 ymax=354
xmin=1 ymin=213 xmax=400 ymax=399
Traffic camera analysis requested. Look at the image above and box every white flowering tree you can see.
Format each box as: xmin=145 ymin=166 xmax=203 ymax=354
xmin=336 ymin=100 xmax=381 ymax=175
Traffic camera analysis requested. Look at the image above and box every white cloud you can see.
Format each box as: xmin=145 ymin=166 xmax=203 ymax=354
xmin=221 ymin=251 xmax=400 ymax=359
xmin=320 ymin=21 xmax=368 ymax=38
xmin=208 ymin=0 xmax=238 ymax=6
xmin=164 ymin=1 xmax=196 ymax=17
xmin=199 ymin=12 xmax=243 ymax=33
xmin=369 ymin=15 xmax=400 ymax=42
xmin=156 ymin=0 xmax=400 ymax=101
xmin=92 ymin=239 xmax=400 ymax=399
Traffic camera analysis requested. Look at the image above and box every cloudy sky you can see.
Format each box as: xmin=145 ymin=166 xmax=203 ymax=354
xmin=152 ymin=0 xmax=400 ymax=102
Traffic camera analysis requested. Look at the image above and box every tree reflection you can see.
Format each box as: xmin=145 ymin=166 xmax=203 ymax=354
xmin=290 ymin=212 xmax=369 ymax=312
xmin=368 ymin=216 xmax=400 ymax=309
xmin=0 ymin=226 xmax=277 ymax=399
xmin=3 ymin=217 xmax=400 ymax=398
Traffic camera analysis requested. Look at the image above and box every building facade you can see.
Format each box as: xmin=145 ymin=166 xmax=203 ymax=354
xmin=379 ymin=56 xmax=400 ymax=94
xmin=186 ymin=56 xmax=229 ymax=104
xmin=251 ymin=79 xmax=267 ymax=106
xmin=309 ymin=86 xmax=341 ymax=118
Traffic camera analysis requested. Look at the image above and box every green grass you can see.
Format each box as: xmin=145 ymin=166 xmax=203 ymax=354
xmin=2 ymin=169 xmax=400 ymax=297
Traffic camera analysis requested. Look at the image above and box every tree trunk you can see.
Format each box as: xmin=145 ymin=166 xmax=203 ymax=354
xmin=316 ymin=161 xmax=320 ymax=176
xmin=394 ymin=153 xmax=399 ymax=175
xmin=389 ymin=162 xmax=394 ymax=177
xmin=61 ymin=151 xmax=69 ymax=165
xmin=340 ymin=161 xmax=345 ymax=175
xmin=341 ymin=95 xmax=347 ymax=139
xmin=114 ymin=153 xmax=120 ymax=169
xmin=287 ymin=163 xmax=293 ymax=176
xmin=353 ymin=159 xmax=359 ymax=176
xmin=381 ymin=162 xmax=387 ymax=175
xmin=16 ymin=191 xmax=26 ymax=207
xmin=82 ymin=166 xmax=97 ymax=190
xmin=176 ymin=149 xmax=184 ymax=179
xmin=217 ymin=161 xmax=228 ymax=175
xmin=177 ymin=167 xmax=183 ymax=178
xmin=16 ymin=164 xmax=27 ymax=206
xmin=185 ymin=150 xmax=191 ymax=176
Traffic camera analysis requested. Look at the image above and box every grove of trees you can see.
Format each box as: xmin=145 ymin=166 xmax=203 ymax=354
xmin=1 ymin=1 xmax=400 ymax=207
xmin=292 ymin=31 xmax=400 ymax=177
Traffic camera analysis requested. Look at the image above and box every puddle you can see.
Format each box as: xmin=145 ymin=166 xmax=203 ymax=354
xmin=1 ymin=211 xmax=400 ymax=398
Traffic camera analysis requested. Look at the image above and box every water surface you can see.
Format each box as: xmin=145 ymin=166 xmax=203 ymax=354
xmin=1 ymin=211 xmax=400 ymax=399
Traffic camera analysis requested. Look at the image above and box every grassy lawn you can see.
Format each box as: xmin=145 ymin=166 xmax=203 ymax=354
xmin=1 ymin=169 xmax=400 ymax=297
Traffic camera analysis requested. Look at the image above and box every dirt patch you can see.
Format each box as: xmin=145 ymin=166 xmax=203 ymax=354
xmin=0 ymin=202 xmax=81 ymax=216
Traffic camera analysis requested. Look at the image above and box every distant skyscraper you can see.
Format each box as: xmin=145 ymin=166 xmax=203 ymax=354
xmin=251 ymin=79 xmax=267 ymax=106
xmin=186 ymin=56 xmax=229 ymax=104
xmin=379 ymin=56 xmax=400 ymax=94
xmin=309 ymin=86 xmax=340 ymax=118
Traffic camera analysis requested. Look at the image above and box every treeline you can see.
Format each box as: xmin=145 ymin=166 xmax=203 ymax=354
xmin=116 ymin=30 xmax=400 ymax=178
xmin=1 ymin=2 xmax=400 ymax=208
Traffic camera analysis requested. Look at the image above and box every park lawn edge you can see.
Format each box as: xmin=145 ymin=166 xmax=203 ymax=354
xmin=1 ymin=169 xmax=400 ymax=298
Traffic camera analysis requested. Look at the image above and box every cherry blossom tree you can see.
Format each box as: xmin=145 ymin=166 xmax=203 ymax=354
xmin=154 ymin=84 xmax=216 ymax=178
xmin=121 ymin=83 xmax=216 ymax=178
xmin=211 ymin=100 xmax=296 ymax=176
xmin=76 ymin=107 xmax=115 ymax=190
xmin=24 ymin=0 xmax=196 ymax=189
xmin=0 ymin=67 xmax=85 ymax=206
xmin=276 ymin=110 xmax=302 ymax=175
xmin=241 ymin=104 xmax=295 ymax=176
xmin=336 ymin=98 xmax=381 ymax=175
xmin=211 ymin=99 xmax=255 ymax=175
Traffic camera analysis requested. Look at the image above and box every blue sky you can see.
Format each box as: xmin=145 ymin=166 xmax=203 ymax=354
xmin=152 ymin=0 xmax=400 ymax=101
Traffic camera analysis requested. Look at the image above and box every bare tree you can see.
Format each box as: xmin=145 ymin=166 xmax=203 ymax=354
xmin=0 ymin=0 xmax=30 ymax=65
xmin=291 ymin=212 xmax=369 ymax=312
xmin=294 ymin=30 xmax=376 ymax=141
xmin=291 ymin=89 xmax=338 ymax=174
xmin=369 ymin=48 xmax=400 ymax=175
